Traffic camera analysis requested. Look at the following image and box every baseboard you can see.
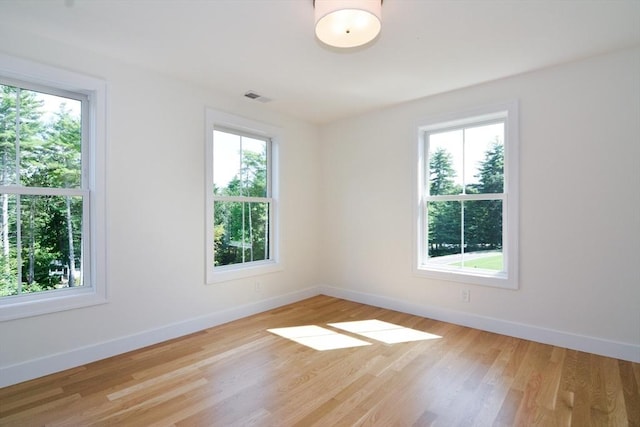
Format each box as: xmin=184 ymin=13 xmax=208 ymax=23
xmin=0 ymin=286 xmax=320 ymax=388
xmin=3 ymin=284 xmax=638 ymax=388
xmin=318 ymin=285 xmax=640 ymax=363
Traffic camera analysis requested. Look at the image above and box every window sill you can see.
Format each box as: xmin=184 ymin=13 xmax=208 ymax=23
xmin=207 ymin=260 xmax=282 ymax=284
xmin=0 ymin=287 xmax=108 ymax=321
xmin=415 ymin=265 xmax=517 ymax=290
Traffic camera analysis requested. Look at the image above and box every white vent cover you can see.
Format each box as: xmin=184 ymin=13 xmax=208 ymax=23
xmin=244 ymin=91 xmax=272 ymax=103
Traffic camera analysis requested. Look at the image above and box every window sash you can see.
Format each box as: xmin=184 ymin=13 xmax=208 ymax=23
xmin=212 ymin=201 xmax=273 ymax=265
xmin=0 ymin=79 xmax=90 ymax=191
xmin=421 ymin=199 xmax=507 ymax=271
xmin=0 ymin=194 xmax=89 ymax=295
xmin=424 ymin=118 xmax=504 ymax=139
xmin=212 ymin=127 xmax=272 ymax=199
xmin=0 ymin=76 xmax=88 ymax=105
xmin=212 ymin=199 xmax=273 ymax=267
xmin=425 ymin=193 xmax=504 ymax=202
xmin=1 ymin=186 xmax=88 ymax=197
xmin=212 ymin=195 xmax=272 ymax=204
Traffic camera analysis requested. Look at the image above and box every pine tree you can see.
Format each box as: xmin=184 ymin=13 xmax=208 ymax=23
xmin=473 ymin=139 xmax=504 ymax=250
xmin=428 ymin=147 xmax=462 ymax=256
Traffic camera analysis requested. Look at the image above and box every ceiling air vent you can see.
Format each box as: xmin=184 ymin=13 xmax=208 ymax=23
xmin=244 ymin=91 xmax=272 ymax=103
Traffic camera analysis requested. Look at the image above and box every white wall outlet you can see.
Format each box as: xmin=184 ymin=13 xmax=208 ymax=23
xmin=460 ymin=289 xmax=471 ymax=303
xmin=254 ymin=281 xmax=262 ymax=293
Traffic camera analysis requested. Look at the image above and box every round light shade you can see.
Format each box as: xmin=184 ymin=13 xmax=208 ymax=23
xmin=314 ymin=0 xmax=382 ymax=48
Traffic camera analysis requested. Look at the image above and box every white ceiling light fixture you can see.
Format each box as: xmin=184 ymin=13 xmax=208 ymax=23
xmin=314 ymin=0 xmax=382 ymax=48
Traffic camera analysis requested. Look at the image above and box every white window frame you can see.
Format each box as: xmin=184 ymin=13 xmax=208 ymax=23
xmin=0 ymin=53 xmax=108 ymax=320
xmin=205 ymin=109 xmax=281 ymax=283
xmin=415 ymin=101 xmax=519 ymax=289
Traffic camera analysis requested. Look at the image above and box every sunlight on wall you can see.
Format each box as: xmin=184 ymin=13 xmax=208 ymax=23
xmin=268 ymin=320 xmax=442 ymax=351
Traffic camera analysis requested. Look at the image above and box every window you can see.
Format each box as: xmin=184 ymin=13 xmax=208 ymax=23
xmin=0 ymin=54 xmax=107 ymax=320
xmin=205 ymin=109 xmax=280 ymax=283
xmin=416 ymin=102 xmax=519 ymax=289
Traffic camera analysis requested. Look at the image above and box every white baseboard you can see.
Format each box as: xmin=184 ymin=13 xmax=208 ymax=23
xmin=0 ymin=287 xmax=320 ymax=388
xmin=318 ymin=285 xmax=640 ymax=364
xmin=3 ymin=284 xmax=638 ymax=388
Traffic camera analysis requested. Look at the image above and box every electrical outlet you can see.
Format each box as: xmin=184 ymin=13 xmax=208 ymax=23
xmin=254 ymin=281 xmax=262 ymax=293
xmin=460 ymin=289 xmax=471 ymax=303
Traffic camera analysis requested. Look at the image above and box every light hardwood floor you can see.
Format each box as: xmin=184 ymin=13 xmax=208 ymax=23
xmin=1 ymin=295 xmax=639 ymax=426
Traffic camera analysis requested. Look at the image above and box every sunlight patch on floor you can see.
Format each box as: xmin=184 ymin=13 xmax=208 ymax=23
xmin=328 ymin=320 xmax=442 ymax=344
xmin=268 ymin=320 xmax=442 ymax=350
xmin=267 ymin=325 xmax=371 ymax=351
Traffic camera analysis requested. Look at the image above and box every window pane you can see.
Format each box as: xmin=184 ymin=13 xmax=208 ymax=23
xmin=0 ymin=85 xmax=20 ymax=186
xmin=462 ymin=200 xmax=503 ymax=271
xmin=0 ymin=194 xmax=18 ymax=296
xmin=428 ymin=130 xmax=463 ymax=195
xmin=214 ymin=200 xmax=243 ymax=266
xmin=241 ymin=137 xmax=267 ymax=197
xmin=243 ymin=202 xmax=270 ymax=262
xmin=213 ymin=130 xmax=241 ymax=196
xmin=427 ymin=200 xmax=461 ymax=261
xmin=0 ymin=194 xmax=84 ymax=297
xmin=23 ymin=92 xmax=82 ymax=188
xmin=214 ymin=200 xmax=271 ymax=267
xmin=0 ymin=84 xmax=82 ymax=189
xmin=213 ymin=131 xmax=268 ymax=198
xmin=464 ymin=123 xmax=504 ymax=194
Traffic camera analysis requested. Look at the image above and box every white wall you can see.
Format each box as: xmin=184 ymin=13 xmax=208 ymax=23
xmin=0 ymin=29 xmax=321 ymax=384
xmin=319 ymin=47 xmax=640 ymax=357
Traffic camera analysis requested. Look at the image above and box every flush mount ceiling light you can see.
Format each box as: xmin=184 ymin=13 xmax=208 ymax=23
xmin=314 ymin=0 xmax=382 ymax=48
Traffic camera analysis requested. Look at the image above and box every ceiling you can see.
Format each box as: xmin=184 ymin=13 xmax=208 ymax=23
xmin=1 ymin=0 xmax=639 ymax=124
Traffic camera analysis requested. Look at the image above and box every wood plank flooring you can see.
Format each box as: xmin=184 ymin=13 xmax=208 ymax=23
xmin=1 ymin=295 xmax=638 ymax=426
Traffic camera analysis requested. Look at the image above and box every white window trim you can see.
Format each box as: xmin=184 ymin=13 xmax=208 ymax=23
xmin=0 ymin=53 xmax=108 ymax=320
xmin=414 ymin=101 xmax=519 ymax=289
xmin=205 ymin=109 xmax=281 ymax=284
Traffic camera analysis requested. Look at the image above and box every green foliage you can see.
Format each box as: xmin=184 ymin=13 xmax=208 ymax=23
xmin=429 ymin=147 xmax=459 ymax=196
xmin=428 ymin=201 xmax=461 ymax=257
xmin=1 ymin=85 xmax=44 ymax=198
xmin=0 ymin=253 xmax=17 ymax=296
xmin=428 ymin=147 xmax=462 ymax=256
xmin=477 ymin=140 xmax=504 ymax=193
xmin=465 ymin=141 xmax=504 ymax=251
